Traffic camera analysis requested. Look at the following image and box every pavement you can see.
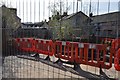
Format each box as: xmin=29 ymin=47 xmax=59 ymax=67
xmin=2 ymin=55 xmax=119 ymax=79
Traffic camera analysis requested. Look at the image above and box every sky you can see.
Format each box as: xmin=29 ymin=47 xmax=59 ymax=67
xmin=0 ymin=0 xmax=120 ymax=22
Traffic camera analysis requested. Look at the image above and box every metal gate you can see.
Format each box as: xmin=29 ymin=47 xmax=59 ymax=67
xmin=1 ymin=0 xmax=120 ymax=79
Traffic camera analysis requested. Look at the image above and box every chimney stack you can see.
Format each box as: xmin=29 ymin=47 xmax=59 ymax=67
xmin=9 ymin=8 xmax=17 ymax=15
xmin=63 ymin=12 xmax=68 ymax=16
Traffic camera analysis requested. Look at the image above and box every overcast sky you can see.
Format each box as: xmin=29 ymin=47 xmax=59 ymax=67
xmin=1 ymin=0 xmax=120 ymax=22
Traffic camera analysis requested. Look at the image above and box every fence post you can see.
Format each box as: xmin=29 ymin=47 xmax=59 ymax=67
xmin=0 ymin=6 xmax=2 ymax=80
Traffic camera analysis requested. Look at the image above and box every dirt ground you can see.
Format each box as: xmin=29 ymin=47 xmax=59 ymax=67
xmin=2 ymin=55 xmax=119 ymax=79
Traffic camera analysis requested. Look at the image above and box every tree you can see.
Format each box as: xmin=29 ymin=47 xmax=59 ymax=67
xmin=49 ymin=16 xmax=74 ymax=40
xmin=48 ymin=1 xmax=71 ymax=16
xmin=48 ymin=1 xmax=73 ymax=40
xmin=61 ymin=19 xmax=74 ymax=40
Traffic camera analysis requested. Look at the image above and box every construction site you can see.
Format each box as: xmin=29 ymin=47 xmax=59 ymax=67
xmin=1 ymin=0 xmax=120 ymax=79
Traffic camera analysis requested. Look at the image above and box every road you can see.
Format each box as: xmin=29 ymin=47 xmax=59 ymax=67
xmin=2 ymin=55 xmax=119 ymax=79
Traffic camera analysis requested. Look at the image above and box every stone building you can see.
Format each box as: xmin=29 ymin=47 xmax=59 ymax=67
xmin=48 ymin=11 xmax=90 ymax=40
xmin=1 ymin=5 xmax=21 ymax=55
xmin=61 ymin=11 xmax=90 ymax=39
xmin=91 ymin=11 xmax=120 ymax=38
xmin=14 ymin=22 xmax=52 ymax=39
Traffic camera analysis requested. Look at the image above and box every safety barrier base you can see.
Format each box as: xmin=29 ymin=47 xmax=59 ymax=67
xmin=17 ymin=54 xmax=114 ymax=79
xmin=17 ymin=54 xmax=67 ymax=71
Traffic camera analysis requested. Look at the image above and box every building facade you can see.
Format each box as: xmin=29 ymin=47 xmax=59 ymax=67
xmin=48 ymin=11 xmax=90 ymax=40
xmin=1 ymin=5 xmax=21 ymax=54
xmin=91 ymin=11 xmax=120 ymax=38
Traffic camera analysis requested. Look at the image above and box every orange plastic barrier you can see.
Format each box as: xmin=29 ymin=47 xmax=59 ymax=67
xmin=21 ymin=38 xmax=35 ymax=52
xmin=34 ymin=39 xmax=54 ymax=56
xmin=111 ymin=38 xmax=120 ymax=51
xmin=76 ymin=43 xmax=113 ymax=69
xmin=13 ymin=38 xmax=23 ymax=51
xmin=54 ymin=41 xmax=63 ymax=59
xmin=55 ymin=41 xmax=113 ymax=69
xmin=14 ymin=38 xmax=113 ymax=69
xmin=13 ymin=38 xmax=34 ymax=52
xmin=54 ymin=41 xmax=78 ymax=62
xmin=114 ymin=48 xmax=120 ymax=71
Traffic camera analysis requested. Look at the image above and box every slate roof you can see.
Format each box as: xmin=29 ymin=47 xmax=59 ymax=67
xmin=92 ymin=11 xmax=120 ymax=23
xmin=22 ymin=22 xmax=44 ymax=27
xmin=62 ymin=11 xmax=89 ymax=20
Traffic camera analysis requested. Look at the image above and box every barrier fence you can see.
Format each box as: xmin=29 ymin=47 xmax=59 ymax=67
xmin=1 ymin=0 xmax=120 ymax=79
xmin=13 ymin=38 xmax=119 ymax=71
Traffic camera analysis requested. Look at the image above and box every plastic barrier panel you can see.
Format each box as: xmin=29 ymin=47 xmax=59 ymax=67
xmin=67 ymin=42 xmax=78 ymax=62
xmin=75 ymin=43 xmax=89 ymax=64
xmin=54 ymin=41 xmax=78 ymax=62
xmin=13 ymin=38 xmax=22 ymax=51
xmin=114 ymin=48 xmax=120 ymax=71
xmin=112 ymin=38 xmax=120 ymax=51
xmin=35 ymin=39 xmax=54 ymax=56
xmin=55 ymin=41 xmax=113 ymax=69
xmin=13 ymin=38 xmax=34 ymax=52
xmin=96 ymin=44 xmax=113 ymax=69
xmin=76 ymin=43 xmax=113 ymax=69
xmin=21 ymin=38 xmax=34 ymax=52
xmin=54 ymin=41 xmax=63 ymax=59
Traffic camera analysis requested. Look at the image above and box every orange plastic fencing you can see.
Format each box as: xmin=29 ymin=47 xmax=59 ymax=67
xmin=55 ymin=41 xmax=113 ymax=69
xmin=34 ymin=39 xmax=54 ymax=56
xmin=111 ymin=38 xmax=120 ymax=51
xmin=21 ymin=38 xmax=35 ymax=52
xmin=114 ymin=48 xmax=120 ymax=71
xmin=54 ymin=41 xmax=78 ymax=62
xmin=87 ymin=44 xmax=112 ymax=69
xmin=14 ymin=38 xmax=113 ymax=69
xmin=13 ymin=38 xmax=34 ymax=52
xmin=75 ymin=43 xmax=113 ymax=69
xmin=111 ymin=38 xmax=120 ymax=71
xmin=13 ymin=38 xmax=23 ymax=51
xmin=54 ymin=41 xmax=62 ymax=59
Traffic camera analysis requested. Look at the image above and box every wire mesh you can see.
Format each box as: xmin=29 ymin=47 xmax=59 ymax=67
xmin=1 ymin=0 xmax=120 ymax=79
